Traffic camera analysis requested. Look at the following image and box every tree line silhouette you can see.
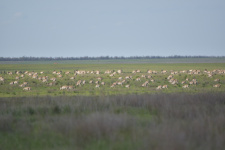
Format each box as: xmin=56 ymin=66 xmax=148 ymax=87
xmin=0 ymin=56 xmax=224 ymax=61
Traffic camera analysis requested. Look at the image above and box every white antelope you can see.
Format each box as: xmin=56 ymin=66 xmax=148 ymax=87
xmin=60 ymin=86 xmax=68 ymax=90
xmin=0 ymin=77 xmax=4 ymax=82
xmin=214 ymin=79 xmax=220 ymax=82
xmin=125 ymin=85 xmax=130 ymax=88
xmin=105 ymin=70 xmax=111 ymax=74
xmin=156 ymin=85 xmax=162 ymax=90
xmin=95 ymin=84 xmax=100 ymax=88
xmin=76 ymin=80 xmax=82 ymax=86
xmin=141 ymin=75 xmax=146 ymax=78
xmin=162 ymin=85 xmax=168 ymax=89
xmin=23 ymin=87 xmax=31 ymax=91
xmin=213 ymin=84 xmax=221 ymax=88
xmin=136 ymin=78 xmax=141 ymax=81
xmin=19 ymin=84 xmax=25 ymax=87
xmin=161 ymin=70 xmax=167 ymax=74
xmin=50 ymin=78 xmax=56 ymax=81
xmin=65 ymin=71 xmax=70 ymax=75
xmin=182 ymin=85 xmax=189 ymax=88
xmin=142 ymin=81 xmax=149 ymax=87
xmin=68 ymin=86 xmax=74 ymax=90
xmin=117 ymin=70 xmax=122 ymax=74
xmin=70 ymin=77 xmax=75 ymax=80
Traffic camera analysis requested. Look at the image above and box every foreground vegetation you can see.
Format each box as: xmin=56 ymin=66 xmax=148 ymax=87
xmin=0 ymin=93 xmax=225 ymax=150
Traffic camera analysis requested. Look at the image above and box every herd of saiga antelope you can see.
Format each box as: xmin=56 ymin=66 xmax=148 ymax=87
xmin=0 ymin=69 xmax=223 ymax=91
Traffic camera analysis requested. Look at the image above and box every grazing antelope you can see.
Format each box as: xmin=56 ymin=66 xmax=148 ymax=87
xmin=0 ymin=77 xmax=4 ymax=82
xmin=117 ymin=70 xmax=122 ymax=74
xmin=136 ymin=77 xmax=141 ymax=81
xmin=132 ymin=70 xmax=137 ymax=74
xmin=117 ymin=82 xmax=123 ymax=86
xmin=118 ymin=77 xmax=123 ymax=80
xmin=125 ymin=85 xmax=130 ymax=88
xmin=68 ymin=86 xmax=74 ymax=90
xmin=125 ymin=76 xmax=132 ymax=80
xmin=167 ymin=75 xmax=173 ymax=80
xmin=147 ymin=75 xmax=152 ymax=79
xmin=147 ymin=70 xmax=153 ymax=74
xmin=65 ymin=71 xmax=70 ymax=75
xmin=97 ymin=77 xmax=102 ymax=80
xmin=101 ymin=82 xmax=105 ymax=85
xmin=76 ymin=80 xmax=82 ymax=86
xmin=70 ymin=77 xmax=75 ymax=80
xmin=162 ymin=85 xmax=168 ymax=89
xmin=156 ymin=85 xmax=162 ymax=90
xmin=42 ymin=79 xmax=48 ymax=83
xmin=60 ymin=86 xmax=68 ymax=90
xmin=23 ymin=87 xmax=31 ymax=91
xmin=161 ymin=70 xmax=167 ymax=74
xmin=181 ymin=81 xmax=186 ymax=84
xmin=48 ymin=82 xmax=53 ymax=86
xmin=10 ymin=81 xmax=18 ymax=85
xmin=142 ymin=81 xmax=149 ymax=87
xmin=150 ymin=79 xmax=155 ymax=82
xmin=213 ymin=84 xmax=221 ymax=88
xmin=19 ymin=84 xmax=25 ymax=87
xmin=95 ymin=70 xmax=100 ymax=74
xmin=95 ymin=84 xmax=100 ymax=88
xmin=105 ymin=70 xmax=111 ymax=74
xmin=141 ymin=75 xmax=146 ymax=78
xmin=182 ymin=85 xmax=189 ymax=88
xmin=214 ymin=79 xmax=220 ymax=82
xmin=89 ymin=80 xmax=93 ymax=84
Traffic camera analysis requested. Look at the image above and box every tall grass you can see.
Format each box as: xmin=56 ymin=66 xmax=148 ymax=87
xmin=0 ymin=93 xmax=225 ymax=150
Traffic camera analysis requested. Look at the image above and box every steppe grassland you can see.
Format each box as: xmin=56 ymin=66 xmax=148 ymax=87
xmin=1 ymin=60 xmax=225 ymax=150
xmin=0 ymin=62 xmax=225 ymax=97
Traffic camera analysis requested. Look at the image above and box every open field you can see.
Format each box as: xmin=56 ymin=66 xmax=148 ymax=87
xmin=0 ymin=60 xmax=225 ymax=97
xmin=1 ymin=60 xmax=225 ymax=149
xmin=1 ymin=93 xmax=225 ymax=150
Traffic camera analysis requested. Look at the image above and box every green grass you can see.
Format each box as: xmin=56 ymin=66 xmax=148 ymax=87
xmin=0 ymin=62 xmax=225 ymax=97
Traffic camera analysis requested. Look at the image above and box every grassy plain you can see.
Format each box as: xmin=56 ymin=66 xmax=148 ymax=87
xmin=0 ymin=58 xmax=225 ymax=150
xmin=0 ymin=58 xmax=225 ymax=97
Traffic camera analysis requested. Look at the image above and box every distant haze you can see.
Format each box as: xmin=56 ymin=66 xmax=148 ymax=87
xmin=1 ymin=0 xmax=225 ymax=57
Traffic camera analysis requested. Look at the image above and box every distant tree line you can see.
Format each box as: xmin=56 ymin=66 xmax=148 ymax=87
xmin=0 ymin=56 xmax=224 ymax=61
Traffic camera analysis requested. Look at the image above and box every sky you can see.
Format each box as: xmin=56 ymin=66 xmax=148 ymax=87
xmin=0 ymin=0 xmax=225 ymax=57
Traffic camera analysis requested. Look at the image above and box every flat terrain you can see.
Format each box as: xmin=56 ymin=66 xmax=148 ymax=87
xmin=0 ymin=59 xmax=225 ymax=150
xmin=0 ymin=59 xmax=225 ymax=97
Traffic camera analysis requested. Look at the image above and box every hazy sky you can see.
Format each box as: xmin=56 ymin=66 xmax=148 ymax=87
xmin=1 ymin=0 xmax=225 ymax=57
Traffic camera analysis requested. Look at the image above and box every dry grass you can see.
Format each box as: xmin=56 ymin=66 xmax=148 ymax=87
xmin=0 ymin=93 xmax=225 ymax=150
